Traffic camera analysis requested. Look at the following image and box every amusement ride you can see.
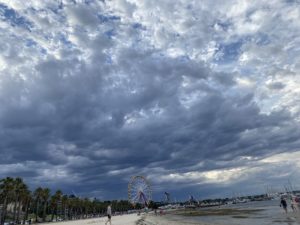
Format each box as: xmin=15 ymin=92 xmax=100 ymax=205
xmin=128 ymin=175 xmax=152 ymax=206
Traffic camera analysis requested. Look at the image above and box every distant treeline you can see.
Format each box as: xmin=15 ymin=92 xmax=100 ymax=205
xmin=0 ymin=177 xmax=141 ymax=225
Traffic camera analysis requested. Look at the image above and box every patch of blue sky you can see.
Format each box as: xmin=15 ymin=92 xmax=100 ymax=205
xmin=25 ymin=39 xmax=37 ymax=47
xmin=254 ymin=33 xmax=271 ymax=46
xmin=132 ymin=23 xmax=145 ymax=30
xmin=0 ymin=3 xmax=33 ymax=31
xmin=24 ymin=37 xmax=47 ymax=55
xmin=43 ymin=34 xmax=53 ymax=42
xmin=58 ymin=33 xmax=74 ymax=48
xmin=84 ymin=0 xmax=106 ymax=5
xmin=214 ymin=20 xmax=232 ymax=31
xmin=48 ymin=3 xmax=63 ymax=14
xmin=41 ymin=48 xmax=47 ymax=55
xmin=98 ymin=14 xmax=120 ymax=24
xmin=105 ymin=55 xmax=113 ymax=64
xmin=104 ymin=29 xmax=116 ymax=39
xmin=84 ymin=0 xmax=96 ymax=5
xmin=214 ymin=39 xmax=244 ymax=64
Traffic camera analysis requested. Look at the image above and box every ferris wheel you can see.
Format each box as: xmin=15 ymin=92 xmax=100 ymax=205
xmin=128 ymin=175 xmax=152 ymax=206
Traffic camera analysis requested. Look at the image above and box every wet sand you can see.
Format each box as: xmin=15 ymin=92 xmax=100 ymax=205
xmin=139 ymin=200 xmax=300 ymax=225
xmin=38 ymin=201 xmax=300 ymax=225
xmin=139 ymin=213 xmax=214 ymax=225
xmin=139 ymin=211 xmax=300 ymax=225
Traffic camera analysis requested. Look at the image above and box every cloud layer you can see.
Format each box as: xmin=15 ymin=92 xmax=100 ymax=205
xmin=0 ymin=0 xmax=300 ymax=200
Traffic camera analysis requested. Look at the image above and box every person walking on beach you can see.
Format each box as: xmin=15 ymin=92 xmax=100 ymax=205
xmin=291 ymin=196 xmax=299 ymax=212
xmin=105 ymin=204 xmax=112 ymax=225
xmin=280 ymin=197 xmax=288 ymax=213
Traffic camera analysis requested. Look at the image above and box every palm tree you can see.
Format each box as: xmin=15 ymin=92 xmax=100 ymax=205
xmin=50 ymin=190 xmax=62 ymax=221
xmin=61 ymin=195 xmax=69 ymax=220
xmin=33 ymin=187 xmax=43 ymax=222
xmin=41 ymin=188 xmax=50 ymax=222
xmin=22 ymin=190 xmax=32 ymax=225
xmin=15 ymin=181 xmax=29 ymax=224
xmin=0 ymin=177 xmax=15 ymax=225
xmin=2 ymin=177 xmax=139 ymax=223
xmin=11 ymin=177 xmax=28 ymax=224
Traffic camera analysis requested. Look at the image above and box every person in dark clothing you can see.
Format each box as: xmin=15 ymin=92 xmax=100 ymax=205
xmin=280 ymin=198 xmax=288 ymax=213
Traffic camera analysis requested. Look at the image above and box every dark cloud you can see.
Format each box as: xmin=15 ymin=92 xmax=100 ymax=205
xmin=0 ymin=0 xmax=300 ymax=200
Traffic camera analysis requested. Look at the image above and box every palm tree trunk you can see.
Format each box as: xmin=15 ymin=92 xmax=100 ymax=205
xmin=56 ymin=206 xmax=58 ymax=221
xmin=13 ymin=196 xmax=18 ymax=223
xmin=64 ymin=206 xmax=67 ymax=220
xmin=64 ymin=207 xmax=66 ymax=220
xmin=42 ymin=202 xmax=47 ymax=222
xmin=51 ymin=207 xmax=55 ymax=221
xmin=23 ymin=199 xmax=30 ymax=225
xmin=16 ymin=200 xmax=22 ymax=224
xmin=55 ymin=203 xmax=58 ymax=221
xmin=0 ymin=196 xmax=8 ymax=225
xmin=35 ymin=201 xmax=39 ymax=223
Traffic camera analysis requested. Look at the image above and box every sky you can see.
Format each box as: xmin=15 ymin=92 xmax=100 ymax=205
xmin=0 ymin=0 xmax=300 ymax=201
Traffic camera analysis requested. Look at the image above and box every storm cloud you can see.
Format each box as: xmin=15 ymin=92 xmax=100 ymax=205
xmin=0 ymin=0 xmax=300 ymax=200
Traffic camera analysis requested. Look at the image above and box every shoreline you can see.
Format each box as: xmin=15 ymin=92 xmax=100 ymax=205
xmin=138 ymin=204 xmax=300 ymax=225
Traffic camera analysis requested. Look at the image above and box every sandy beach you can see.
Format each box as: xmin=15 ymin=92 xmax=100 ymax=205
xmin=37 ymin=213 xmax=208 ymax=225
xmin=36 ymin=209 xmax=300 ymax=225
xmin=41 ymin=214 xmax=141 ymax=225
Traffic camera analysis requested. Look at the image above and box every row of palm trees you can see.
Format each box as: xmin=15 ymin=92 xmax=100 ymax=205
xmin=0 ymin=177 xmax=137 ymax=225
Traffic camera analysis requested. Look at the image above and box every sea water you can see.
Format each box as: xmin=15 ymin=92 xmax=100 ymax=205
xmin=171 ymin=200 xmax=300 ymax=225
